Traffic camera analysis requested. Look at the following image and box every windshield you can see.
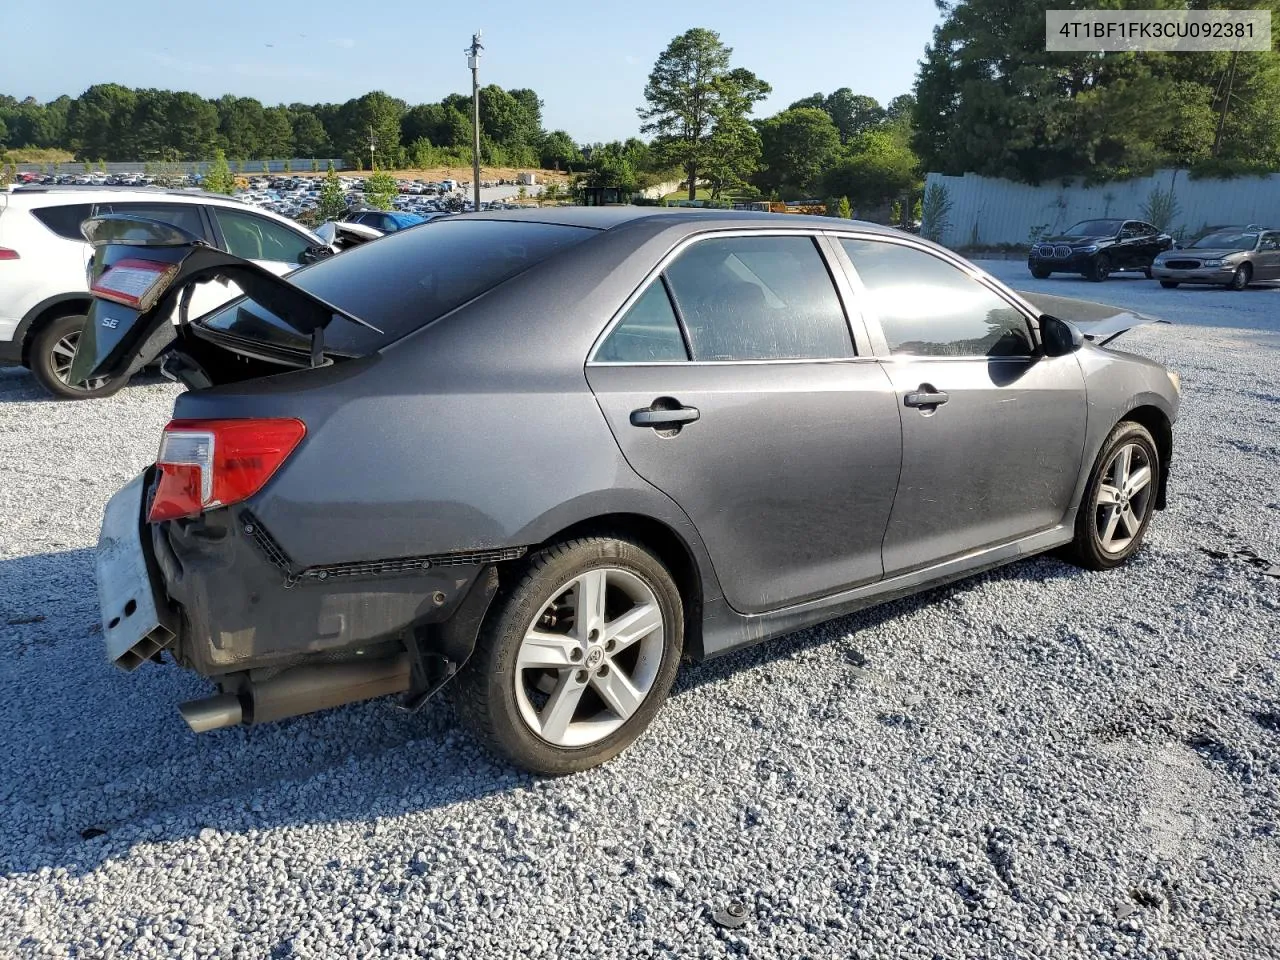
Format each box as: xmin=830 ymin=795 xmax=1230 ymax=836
xmin=199 ymin=219 xmax=596 ymax=355
xmin=1189 ymin=231 xmax=1257 ymax=250
xmin=1063 ymin=220 xmax=1123 ymax=237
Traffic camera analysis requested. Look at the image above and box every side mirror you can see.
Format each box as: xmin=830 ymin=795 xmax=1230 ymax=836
xmin=1040 ymin=314 xmax=1084 ymax=357
xmin=299 ymin=244 xmax=334 ymax=265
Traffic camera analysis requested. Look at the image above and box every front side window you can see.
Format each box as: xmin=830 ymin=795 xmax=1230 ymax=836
xmin=596 ymin=282 xmax=688 ymax=363
xmin=661 ymin=236 xmax=853 ymax=361
xmin=840 ymin=238 xmax=1033 ymax=358
xmin=1260 ymin=232 xmax=1280 ymax=251
xmin=213 ymin=207 xmax=311 ymax=264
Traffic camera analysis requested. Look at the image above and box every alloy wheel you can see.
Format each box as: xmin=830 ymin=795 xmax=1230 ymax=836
xmin=514 ymin=567 xmax=665 ymax=748
xmin=1095 ymin=442 xmax=1154 ymax=554
xmin=49 ymin=331 xmax=108 ymax=391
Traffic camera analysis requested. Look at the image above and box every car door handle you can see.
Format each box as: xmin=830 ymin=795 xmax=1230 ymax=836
xmin=630 ymin=404 xmax=700 ymax=428
xmin=904 ymin=387 xmax=949 ymax=409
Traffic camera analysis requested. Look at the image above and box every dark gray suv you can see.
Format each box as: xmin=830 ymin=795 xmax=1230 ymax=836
xmin=80 ymin=208 xmax=1181 ymax=774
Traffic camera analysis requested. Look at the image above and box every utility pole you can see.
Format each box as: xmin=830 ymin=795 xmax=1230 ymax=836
xmin=368 ymin=125 xmax=377 ymax=172
xmin=1212 ymin=49 xmax=1238 ymax=158
xmin=466 ymin=30 xmax=483 ymax=213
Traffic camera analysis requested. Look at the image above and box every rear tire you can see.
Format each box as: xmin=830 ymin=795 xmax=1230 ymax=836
xmin=1229 ymin=264 xmax=1251 ymax=291
xmin=454 ymin=536 xmax=684 ymax=775
xmin=1142 ymin=266 xmax=1153 ymax=279
xmin=1063 ymin=421 xmax=1160 ymax=571
xmin=1159 ymin=281 xmax=1180 ymax=289
xmin=1086 ymin=254 xmax=1110 ymax=282
xmin=29 ymin=313 xmax=126 ymax=400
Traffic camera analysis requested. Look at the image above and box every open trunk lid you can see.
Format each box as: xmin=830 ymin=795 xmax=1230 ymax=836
xmin=1015 ymin=290 xmax=1170 ymax=345
xmin=70 ymin=214 xmax=366 ymax=385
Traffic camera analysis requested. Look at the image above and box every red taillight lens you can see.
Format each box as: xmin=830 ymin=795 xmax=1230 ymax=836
xmin=148 ymin=419 xmax=306 ymax=522
xmin=91 ymin=257 xmax=178 ymax=310
xmin=0 ymin=247 xmax=19 ymax=261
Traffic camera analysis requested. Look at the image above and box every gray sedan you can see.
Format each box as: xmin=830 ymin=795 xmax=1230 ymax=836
xmin=76 ymin=208 xmax=1181 ymax=774
xmin=1153 ymin=227 xmax=1280 ymax=289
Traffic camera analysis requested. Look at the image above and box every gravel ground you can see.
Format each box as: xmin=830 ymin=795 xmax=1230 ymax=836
xmin=1 ymin=267 xmax=1278 ymax=959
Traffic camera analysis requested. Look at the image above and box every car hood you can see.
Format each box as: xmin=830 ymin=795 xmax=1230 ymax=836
xmin=1040 ymin=234 xmax=1112 ymax=245
xmin=1165 ymin=247 xmax=1249 ymax=259
xmin=1014 ymin=290 xmax=1170 ymax=345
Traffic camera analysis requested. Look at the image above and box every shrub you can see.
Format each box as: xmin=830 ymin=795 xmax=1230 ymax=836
xmin=920 ymin=183 xmax=952 ymax=242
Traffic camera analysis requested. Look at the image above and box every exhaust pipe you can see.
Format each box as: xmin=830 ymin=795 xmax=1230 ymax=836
xmin=179 ymin=693 xmax=243 ymax=732
xmin=178 ymin=653 xmax=411 ymax=733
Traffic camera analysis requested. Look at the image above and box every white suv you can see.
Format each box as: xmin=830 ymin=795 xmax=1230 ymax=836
xmin=0 ymin=186 xmax=329 ymax=398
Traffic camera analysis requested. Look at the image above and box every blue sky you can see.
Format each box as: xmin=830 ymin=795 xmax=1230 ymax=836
xmin=3 ymin=0 xmax=945 ymax=143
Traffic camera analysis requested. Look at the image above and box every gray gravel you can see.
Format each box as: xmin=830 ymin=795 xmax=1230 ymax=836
xmin=2 ymin=268 xmax=1278 ymax=959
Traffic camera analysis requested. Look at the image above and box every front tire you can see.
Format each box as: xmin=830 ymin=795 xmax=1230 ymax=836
xmin=454 ymin=536 xmax=684 ymax=774
xmin=29 ymin=313 xmax=125 ymax=400
xmin=1159 ymin=280 xmax=1180 ymax=289
xmin=1229 ymin=264 xmax=1251 ymax=291
xmin=1063 ymin=421 xmax=1160 ymax=571
xmin=1030 ymin=265 xmax=1051 ymax=280
xmin=1086 ymin=254 xmax=1110 ymax=282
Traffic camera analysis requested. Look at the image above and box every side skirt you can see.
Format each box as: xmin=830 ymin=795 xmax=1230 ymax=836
xmin=699 ymin=525 xmax=1074 ymax=658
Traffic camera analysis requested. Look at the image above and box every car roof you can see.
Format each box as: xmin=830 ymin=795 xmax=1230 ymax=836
xmin=464 ymin=205 xmax=902 ymax=235
xmin=5 ymin=185 xmax=249 ymax=206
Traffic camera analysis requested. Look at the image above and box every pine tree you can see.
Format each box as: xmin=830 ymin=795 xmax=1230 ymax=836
xmin=204 ymin=149 xmax=236 ymax=195
xmin=317 ymin=162 xmax=346 ymax=221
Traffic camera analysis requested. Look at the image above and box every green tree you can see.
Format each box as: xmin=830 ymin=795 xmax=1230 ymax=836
xmin=363 ymin=170 xmax=398 ymax=210
xmin=824 ymin=126 xmax=920 ymax=211
xmin=317 ymin=161 xmax=346 ymax=220
xmin=290 ymin=109 xmax=330 ymax=157
xmin=912 ymin=0 xmax=1280 ymax=182
xmin=204 ymin=148 xmax=235 ymax=194
xmin=216 ymin=96 xmax=266 ymax=159
xmin=639 ymin=28 xmax=771 ymax=200
xmin=837 ymin=195 xmax=852 ymax=218
xmin=755 ymin=107 xmax=841 ymax=196
xmin=703 ymin=115 xmax=761 ymax=198
xmin=537 ymin=129 xmax=582 ymax=171
xmin=261 ymin=106 xmax=295 ymax=158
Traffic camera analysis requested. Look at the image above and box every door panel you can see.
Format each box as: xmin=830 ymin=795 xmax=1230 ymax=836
xmin=587 ymin=362 xmax=901 ymax=614
xmin=880 ymin=355 xmax=1086 ymax=574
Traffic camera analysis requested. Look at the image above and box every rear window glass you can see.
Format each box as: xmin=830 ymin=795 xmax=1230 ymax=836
xmin=200 ymin=219 xmax=595 ymax=355
xmin=32 ymin=204 xmax=94 ymax=240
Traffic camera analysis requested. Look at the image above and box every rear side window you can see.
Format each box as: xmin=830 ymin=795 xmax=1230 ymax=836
xmin=101 ymin=202 xmax=206 ymax=240
xmin=31 ymin=203 xmax=94 ymax=240
xmin=840 ymin=238 xmax=1033 ymax=358
xmin=662 ymin=236 xmax=853 ymax=361
xmin=596 ymin=282 xmax=688 ymax=362
xmin=200 ymin=219 xmax=595 ymax=355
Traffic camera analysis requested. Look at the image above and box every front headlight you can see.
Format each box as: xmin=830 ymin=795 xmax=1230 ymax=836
xmin=1201 ymin=259 xmax=1224 ymax=267
xmin=1078 ymin=244 xmax=1099 ymax=253
xmin=1167 ymin=370 xmax=1181 ymax=395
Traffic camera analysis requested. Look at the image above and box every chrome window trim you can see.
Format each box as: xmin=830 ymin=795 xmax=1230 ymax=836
xmin=586 ymin=227 xmax=865 ymax=365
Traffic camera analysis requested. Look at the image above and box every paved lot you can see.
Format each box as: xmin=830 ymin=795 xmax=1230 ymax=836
xmin=1 ymin=263 xmax=1277 ymax=958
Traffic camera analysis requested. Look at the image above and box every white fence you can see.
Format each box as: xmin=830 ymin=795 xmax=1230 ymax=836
xmin=924 ymin=168 xmax=1280 ymax=247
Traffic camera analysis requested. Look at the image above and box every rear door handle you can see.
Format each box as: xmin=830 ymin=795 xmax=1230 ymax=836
xmin=904 ymin=387 xmax=949 ymax=409
xmin=630 ymin=404 xmax=700 ymax=428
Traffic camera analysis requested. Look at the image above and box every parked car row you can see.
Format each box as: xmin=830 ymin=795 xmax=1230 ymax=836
xmin=1028 ymin=219 xmax=1278 ymax=289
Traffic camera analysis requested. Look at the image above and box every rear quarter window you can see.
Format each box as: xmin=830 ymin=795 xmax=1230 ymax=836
xmin=31 ymin=203 xmax=94 ymax=240
xmin=200 ymin=219 xmax=596 ymax=355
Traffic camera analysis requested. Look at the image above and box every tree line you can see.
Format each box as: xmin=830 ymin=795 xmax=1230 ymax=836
xmin=0 ymin=84 xmax=580 ymax=171
xmin=7 ymin=3 xmax=1274 ymax=207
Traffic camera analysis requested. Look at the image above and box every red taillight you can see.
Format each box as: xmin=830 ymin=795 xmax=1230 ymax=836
xmin=0 ymin=247 xmax=19 ymax=261
xmin=91 ymin=257 xmax=178 ymax=310
xmin=148 ymin=419 xmax=306 ymax=523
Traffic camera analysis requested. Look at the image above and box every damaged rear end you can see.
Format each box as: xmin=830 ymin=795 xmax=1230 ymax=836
xmin=83 ymin=214 xmax=504 ymax=732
